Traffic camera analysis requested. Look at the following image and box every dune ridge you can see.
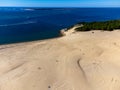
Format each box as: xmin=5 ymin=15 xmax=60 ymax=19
xmin=0 ymin=30 xmax=120 ymax=90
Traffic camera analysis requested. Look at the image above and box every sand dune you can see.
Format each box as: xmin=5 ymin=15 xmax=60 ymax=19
xmin=0 ymin=30 xmax=120 ymax=90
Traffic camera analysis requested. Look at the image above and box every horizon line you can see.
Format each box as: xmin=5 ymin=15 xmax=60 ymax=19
xmin=0 ymin=6 xmax=120 ymax=8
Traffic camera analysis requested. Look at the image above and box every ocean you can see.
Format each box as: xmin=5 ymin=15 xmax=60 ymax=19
xmin=1 ymin=7 xmax=120 ymax=44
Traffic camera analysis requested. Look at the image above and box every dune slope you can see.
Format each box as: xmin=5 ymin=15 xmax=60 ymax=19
xmin=0 ymin=30 xmax=120 ymax=90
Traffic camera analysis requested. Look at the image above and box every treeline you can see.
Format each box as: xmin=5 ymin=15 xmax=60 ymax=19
xmin=75 ymin=20 xmax=120 ymax=31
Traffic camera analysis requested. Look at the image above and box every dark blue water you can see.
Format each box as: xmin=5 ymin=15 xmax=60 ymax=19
xmin=1 ymin=7 xmax=120 ymax=44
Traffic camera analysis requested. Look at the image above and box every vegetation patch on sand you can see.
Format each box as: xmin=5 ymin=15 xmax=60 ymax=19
xmin=75 ymin=20 xmax=120 ymax=31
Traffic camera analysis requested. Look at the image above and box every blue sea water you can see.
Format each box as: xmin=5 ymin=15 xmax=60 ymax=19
xmin=1 ymin=7 xmax=120 ymax=44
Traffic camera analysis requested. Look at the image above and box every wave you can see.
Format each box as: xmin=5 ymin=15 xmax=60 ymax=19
xmin=0 ymin=21 xmax=37 ymax=27
xmin=24 ymin=8 xmax=35 ymax=11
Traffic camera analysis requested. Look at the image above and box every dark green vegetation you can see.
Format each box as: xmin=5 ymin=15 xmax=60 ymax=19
xmin=75 ymin=20 xmax=120 ymax=31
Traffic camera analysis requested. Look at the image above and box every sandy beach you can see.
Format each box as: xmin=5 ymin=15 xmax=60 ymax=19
xmin=0 ymin=30 xmax=120 ymax=90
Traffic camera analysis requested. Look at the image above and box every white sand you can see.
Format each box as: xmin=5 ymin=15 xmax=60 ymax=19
xmin=0 ymin=30 xmax=120 ymax=90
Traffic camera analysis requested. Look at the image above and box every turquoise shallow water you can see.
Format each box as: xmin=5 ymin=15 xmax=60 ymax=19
xmin=1 ymin=7 xmax=120 ymax=44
